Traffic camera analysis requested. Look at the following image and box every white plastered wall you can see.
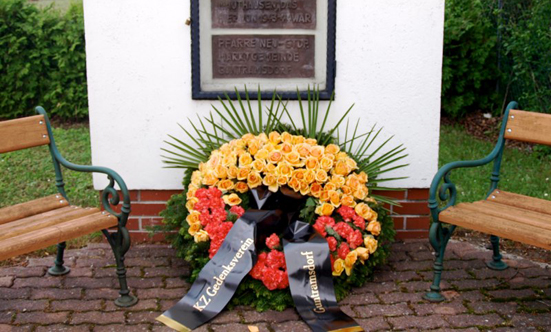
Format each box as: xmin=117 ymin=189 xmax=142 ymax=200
xmin=84 ymin=0 xmax=444 ymax=190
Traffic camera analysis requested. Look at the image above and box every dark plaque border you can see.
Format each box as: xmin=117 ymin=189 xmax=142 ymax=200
xmin=191 ymin=0 xmax=337 ymax=100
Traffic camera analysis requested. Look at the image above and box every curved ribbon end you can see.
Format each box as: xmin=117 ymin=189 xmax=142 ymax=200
xmin=156 ymin=314 xmax=192 ymax=332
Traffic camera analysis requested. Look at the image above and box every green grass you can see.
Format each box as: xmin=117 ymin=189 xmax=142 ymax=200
xmin=439 ymin=124 xmax=550 ymax=204
xmin=0 ymin=125 xmax=98 ymax=208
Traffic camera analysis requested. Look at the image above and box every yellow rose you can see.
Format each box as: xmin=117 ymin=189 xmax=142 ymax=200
xmin=358 ymin=171 xmax=368 ymax=183
xmin=268 ymin=131 xmax=281 ymax=144
xmin=344 ymin=251 xmax=358 ymax=276
xmin=315 ymin=169 xmax=329 ymax=183
xmin=285 ymin=151 xmax=302 ymax=167
xmin=202 ymin=172 xmax=218 ymax=186
xmin=235 ymin=181 xmax=249 ymax=193
xmin=264 ymin=144 xmax=275 ymax=152
xmin=353 ymin=187 xmax=368 ymax=200
xmin=237 ymin=166 xmax=251 ymax=181
xmin=188 ymin=223 xmax=201 ymax=236
xmin=252 ymin=159 xmax=266 ymax=172
xmin=355 ymin=203 xmax=377 ymax=221
xmin=268 ymin=150 xmax=283 ymax=164
xmin=325 ymin=144 xmax=340 ymax=155
xmin=277 ymin=175 xmax=288 ymax=186
xmin=346 ymin=174 xmax=360 ymax=190
xmin=305 ymin=138 xmax=317 ymax=145
xmin=334 ymin=160 xmax=351 ymax=176
xmin=266 ymin=163 xmax=277 ymax=174
xmin=186 ymin=211 xmax=201 ymax=225
xmin=310 ymin=145 xmax=325 ymax=159
xmin=324 ymin=182 xmax=337 ymax=192
xmin=341 ymin=194 xmax=356 ymax=207
xmin=319 ymin=190 xmax=330 ymax=202
xmin=329 ymin=190 xmax=341 ymax=207
xmin=300 ymin=181 xmax=310 ymax=196
xmin=330 ymin=175 xmax=345 ymax=188
xmin=241 ymin=133 xmax=254 ymax=143
xmin=295 ymin=143 xmax=311 ymax=157
xmin=223 ymin=193 xmax=242 ymax=206
xmin=255 ymin=149 xmax=269 ymax=160
xmin=217 ymin=179 xmax=235 ymax=192
xmin=332 ymin=258 xmax=345 ymax=276
xmin=262 ymin=173 xmax=279 ymax=192
xmin=367 ymin=221 xmax=381 ymax=236
xmin=355 ymin=247 xmax=369 ymax=261
xmin=222 ymin=154 xmax=237 ymax=167
xmin=346 ymin=157 xmax=358 ymax=170
xmin=248 ymin=140 xmax=261 ymax=156
xmin=257 ymin=133 xmax=268 ymax=143
xmin=287 ymin=177 xmax=301 ymax=192
xmin=305 ymin=156 xmax=319 ymax=169
xmin=319 ymin=156 xmax=334 ymax=171
xmin=228 ymin=165 xmax=238 ymax=179
xmin=364 ymin=235 xmax=378 ymax=253
xmin=304 ymin=169 xmax=316 ymax=184
xmin=277 ymin=161 xmax=293 ymax=177
xmin=341 ymin=185 xmax=352 ymax=195
xmin=292 ymin=135 xmax=306 ymax=144
xmin=194 ymin=230 xmax=210 ymax=243
xmin=292 ymin=169 xmax=306 ymax=181
xmin=239 ymin=153 xmax=253 ymax=166
xmin=336 ymin=152 xmax=348 ymax=160
xmin=315 ymin=203 xmax=334 ymax=216
xmin=247 ymin=171 xmax=262 ymax=188
xmin=281 ymin=132 xmax=293 ymax=143
xmin=186 ymin=197 xmax=198 ymax=211
xmin=186 ymin=188 xmax=197 ymax=200
xmin=310 ymin=183 xmax=323 ymax=198
xmin=191 ymin=171 xmax=202 ymax=186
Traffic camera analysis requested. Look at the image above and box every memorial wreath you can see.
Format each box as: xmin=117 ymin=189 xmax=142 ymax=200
xmin=157 ymin=88 xmax=406 ymax=331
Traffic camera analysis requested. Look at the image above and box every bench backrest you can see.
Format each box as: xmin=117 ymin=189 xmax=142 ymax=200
xmin=504 ymin=109 xmax=551 ymax=146
xmin=0 ymin=115 xmax=51 ymax=153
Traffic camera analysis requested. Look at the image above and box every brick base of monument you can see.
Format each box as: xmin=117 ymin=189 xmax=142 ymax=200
xmin=109 ymin=189 xmax=430 ymax=242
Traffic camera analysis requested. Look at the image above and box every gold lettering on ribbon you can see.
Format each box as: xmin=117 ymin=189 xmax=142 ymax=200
xmin=193 ymin=238 xmax=254 ymax=312
xmin=301 ymin=251 xmax=326 ymax=314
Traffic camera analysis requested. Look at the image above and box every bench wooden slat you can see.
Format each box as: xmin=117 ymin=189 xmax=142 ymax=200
xmin=0 ymin=212 xmax=118 ymax=261
xmin=0 ymin=206 xmax=100 ymax=242
xmin=440 ymin=204 xmax=551 ymax=250
xmin=462 ymin=201 xmax=551 ymax=231
xmin=488 ymin=190 xmax=551 ymax=215
xmin=504 ymin=109 xmax=551 ymax=146
xmin=0 ymin=195 xmax=69 ymax=225
xmin=0 ymin=115 xmax=50 ymax=153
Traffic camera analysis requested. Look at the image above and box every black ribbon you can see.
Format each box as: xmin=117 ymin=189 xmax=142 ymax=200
xmin=158 ymin=188 xmax=364 ymax=332
xmin=283 ymin=221 xmax=364 ymax=332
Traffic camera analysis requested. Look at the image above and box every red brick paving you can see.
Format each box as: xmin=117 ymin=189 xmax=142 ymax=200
xmin=0 ymin=240 xmax=549 ymax=331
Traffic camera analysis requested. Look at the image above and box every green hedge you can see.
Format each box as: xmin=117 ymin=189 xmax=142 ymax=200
xmin=0 ymin=0 xmax=87 ymax=120
xmin=443 ymin=0 xmax=551 ymax=118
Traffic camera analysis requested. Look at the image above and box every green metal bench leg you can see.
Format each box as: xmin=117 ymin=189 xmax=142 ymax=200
xmin=424 ymin=222 xmax=454 ymax=302
xmin=103 ymin=228 xmax=138 ymax=307
xmin=486 ymin=235 xmax=508 ymax=270
xmin=48 ymin=242 xmax=71 ymax=276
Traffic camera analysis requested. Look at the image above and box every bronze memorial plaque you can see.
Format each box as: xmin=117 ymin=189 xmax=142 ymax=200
xmin=212 ymin=35 xmax=315 ymax=79
xmin=212 ymin=0 xmax=317 ymax=29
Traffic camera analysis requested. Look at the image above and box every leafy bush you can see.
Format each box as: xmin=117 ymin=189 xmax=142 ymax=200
xmin=0 ymin=0 xmax=87 ymax=120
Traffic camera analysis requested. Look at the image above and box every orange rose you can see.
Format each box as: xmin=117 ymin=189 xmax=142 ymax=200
xmin=319 ymin=190 xmax=331 ymax=202
xmin=266 ymin=163 xmax=277 ymax=174
xmin=346 ymin=175 xmax=360 ymax=190
xmin=300 ymin=181 xmax=310 ymax=195
xmin=330 ymin=175 xmax=346 ymax=188
xmin=324 ymin=182 xmax=336 ymax=192
xmin=336 ymin=152 xmax=349 ymax=160
xmin=341 ymin=194 xmax=356 ymax=207
xmin=222 ymin=154 xmax=237 ymax=167
xmin=367 ymin=221 xmax=381 ymax=236
xmin=329 ymin=190 xmax=341 ymax=207
xmin=277 ymin=162 xmax=293 ymax=177
xmin=281 ymin=132 xmax=293 ymax=143
xmin=186 ymin=188 xmax=197 ymax=199
xmin=247 ymin=171 xmax=262 ymax=188
xmin=188 ymin=223 xmax=201 ymax=236
xmin=235 ymin=181 xmax=249 ymax=193
xmin=292 ymin=135 xmax=305 ymax=144
xmin=228 ymin=165 xmax=238 ymax=179
xmin=217 ymin=179 xmax=235 ymax=192
xmin=223 ymin=193 xmax=242 ymax=206
xmin=304 ymin=169 xmax=316 ymax=184
xmin=268 ymin=150 xmax=283 ymax=164
xmin=325 ymin=144 xmax=340 ymax=155
xmin=315 ymin=169 xmax=328 ymax=183
xmin=355 ymin=203 xmax=377 ymax=221
xmin=277 ymin=175 xmax=289 ymax=185
xmin=292 ymin=169 xmax=306 ymax=181
xmin=364 ymin=234 xmax=378 ymax=253
xmin=202 ymin=172 xmax=218 ymax=186
xmin=310 ymin=182 xmax=323 ymax=197
xmin=281 ymin=142 xmax=293 ymax=154
xmin=305 ymin=138 xmax=317 ymax=145
xmin=355 ymin=247 xmax=369 ymax=261
xmin=237 ymin=166 xmax=251 ymax=181
xmin=344 ymin=251 xmax=358 ymax=276
xmin=334 ymin=160 xmax=351 ymax=176
xmin=358 ymin=171 xmax=368 ymax=183
xmin=295 ymin=143 xmax=311 ymax=157
xmin=319 ymin=156 xmax=334 ymax=171
xmin=305 ymin=156 xmax=318 ymax=169
xmin=239 ymin=153 xmax=253 ymax=166
xmin=315 ymin=203 xmax=334 ymax=216
xmin=248 ymin=140 xmax=261 ymax=156
xmin=285 ymin=151 xmax=302 ymax=166
xmin=241 ymin=133 xmax=254 ymax=143
xmin=341 ymin=185 xmax=352 ymax=195
xmin=346 ymin=157 xmax=358 ymax=170
xmin=353 ymin=186 xmax=368 ymax=200
xmin=254 ymin=149 xmax=269 ymax=160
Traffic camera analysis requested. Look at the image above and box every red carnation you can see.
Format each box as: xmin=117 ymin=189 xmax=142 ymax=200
xmin=348 ymin=229 xmax=364 ymax=249
xmin=266 ymin=233 xmax=280 ymax=250
xmin=353 ymin=215 xmax=366 ymax=230
xmin=330 ymin=255 xmax=335 ymax=271
xmin=250 ymin=252 xmax=267 ymax=279
xmin=230 ymin=205 xmax=245 ymax=218
xmin=333 ymin=222 xmax=353 ymax=239
xmin=313 ymin=216 xmax=336 ymax=237
xmin=337 ymin=206 xmax=356 ymax=221
xmin=266 ymin=249 xmax=286 ymax=269
xmin=338 ymin=242 xmax=350 ymax=259
xmin=326 ymin=236 xmax=338 ymax=252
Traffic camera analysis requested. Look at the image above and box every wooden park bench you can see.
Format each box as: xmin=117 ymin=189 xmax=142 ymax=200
xmin=0 ymin=107 xmax=138 ymax=307
xmin=424 ymin=101 xmax=551 ymax=302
